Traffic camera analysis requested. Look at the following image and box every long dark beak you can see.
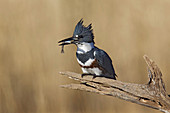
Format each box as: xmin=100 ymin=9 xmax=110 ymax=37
xmin=58 ymin=37 xmax=75 ymax=46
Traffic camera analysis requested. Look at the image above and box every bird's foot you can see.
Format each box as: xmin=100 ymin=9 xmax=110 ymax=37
xmin=81 ymin=73 xmax=89 ymax=78
xmin=81 ymin=73 xmax=97 ymax=79
xmin=92 ymin=75 xmax=97 ymax=79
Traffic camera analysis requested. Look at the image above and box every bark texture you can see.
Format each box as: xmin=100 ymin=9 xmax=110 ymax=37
xmin=59 ymin=55 xmax=170 ymax=113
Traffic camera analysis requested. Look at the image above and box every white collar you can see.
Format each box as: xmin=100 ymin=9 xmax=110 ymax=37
xmin=76 ymin=42 xmax=94 ymax=54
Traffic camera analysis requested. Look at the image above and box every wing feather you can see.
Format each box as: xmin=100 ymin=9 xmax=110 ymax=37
xmin=94 ymin=49 xmax=116 ymax=77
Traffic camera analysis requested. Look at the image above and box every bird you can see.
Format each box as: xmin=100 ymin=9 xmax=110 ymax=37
xmin=58 ymin=19 xmax=117 ymax=80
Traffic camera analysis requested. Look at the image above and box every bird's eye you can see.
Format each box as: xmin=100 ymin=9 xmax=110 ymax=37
xmin=75 ymin=35 xmax=83 ymax=38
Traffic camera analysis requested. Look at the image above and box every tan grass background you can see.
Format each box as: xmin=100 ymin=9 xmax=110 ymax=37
xmin=0 ymin=0 xmax=170 ymax=113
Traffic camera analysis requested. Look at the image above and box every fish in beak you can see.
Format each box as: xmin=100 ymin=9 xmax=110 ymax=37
xmin=58 ymin=37 xmax=75 ymax=46
xmin=58 ymin=37 xmax=78 ymax=53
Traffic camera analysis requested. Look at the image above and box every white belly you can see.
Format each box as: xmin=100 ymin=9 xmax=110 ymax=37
xmin=81 ymin=67 xmax=102 ymax=76
xmin=77 ymin=58 xmax=102 ymax=75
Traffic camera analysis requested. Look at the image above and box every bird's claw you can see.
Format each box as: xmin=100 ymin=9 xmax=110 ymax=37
xmin=81 ymin=73 xmax=97 ymax=79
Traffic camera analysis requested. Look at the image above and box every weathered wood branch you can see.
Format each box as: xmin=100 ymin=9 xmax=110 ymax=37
xmin=59 ymin=55 xmax=170 ymax=113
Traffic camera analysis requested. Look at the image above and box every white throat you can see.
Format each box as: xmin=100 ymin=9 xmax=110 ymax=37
xmin=77 ymin=42 xmax=94 ymax=54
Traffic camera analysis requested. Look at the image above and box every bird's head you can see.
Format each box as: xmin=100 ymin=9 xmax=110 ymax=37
xmin=58 ymin=19 xmax=94 ymax=46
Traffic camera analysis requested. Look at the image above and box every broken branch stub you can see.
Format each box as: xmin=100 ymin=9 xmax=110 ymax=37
xmin=144 ymin=55 xmax=166 ymax=96
xmin=59 ymin=55 xmax=170 ymax=113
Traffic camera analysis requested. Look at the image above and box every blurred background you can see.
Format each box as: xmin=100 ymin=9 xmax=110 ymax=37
xmin=0 ymin=0 xmax=170 ymax=113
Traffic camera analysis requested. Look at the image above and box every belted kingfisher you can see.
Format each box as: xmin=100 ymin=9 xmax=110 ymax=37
xmin=58 ymin=19 xmax=117 ymax=79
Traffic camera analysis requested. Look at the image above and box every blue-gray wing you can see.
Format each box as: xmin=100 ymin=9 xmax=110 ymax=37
xmin=94 ymin=48 xmax=116 ymax=78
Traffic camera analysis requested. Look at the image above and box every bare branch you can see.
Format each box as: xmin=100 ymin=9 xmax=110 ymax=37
xmin=59 ymin=55 xmax=170 ymax=113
